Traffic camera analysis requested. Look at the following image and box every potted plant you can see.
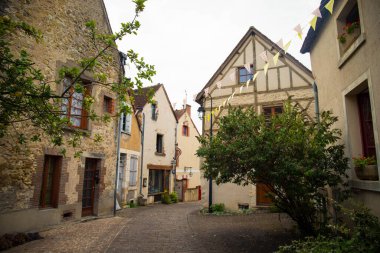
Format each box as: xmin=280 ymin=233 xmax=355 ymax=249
xmin=338 ymin=21 xmax=361 ymax=53
xmin=353 ymin=156 xmax=378 ymax=181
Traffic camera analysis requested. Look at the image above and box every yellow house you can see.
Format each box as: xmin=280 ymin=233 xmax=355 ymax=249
xmin=301 ymin=0 xmax=380 ymax=216
xmin=174 ymin=105 xmax=201 ymax=202
xmin=117 ymin=105 xmax=142 ymax=206
xmin=196 ymin=26 xmax=315 ymax=210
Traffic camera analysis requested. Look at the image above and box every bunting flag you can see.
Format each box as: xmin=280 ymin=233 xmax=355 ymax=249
xmin=193 ymin=94 xmax=197 ymax=101
xmin=325 ymin=0 xmax=334 ymax=14
xmin=229 ymin=72 xmax=235 ymax=82
xmin=276 ymin=39 xmax=284 ymax=49
xmin=172 ymin=102 xmax=177 ymax=109
xmin=294 ymin=24 xmax=303 ymax=40
xmin=284 ymin=40 xmax=292 ymax=54
xmin=223 ymin=100 xmax=227 ymax=107
xmin=246 ymin=79 xmax=250 ymax=88
xmin=204 ymin=88 xmax=209 ymax=96
xmin=263 ymin=63 xmax=269 ymax=76
xmin=312 ymin=7 xmax=322 ymax=18
xmin=244 ymin=63 xmax=252 ymax=73
xmin=216 ymin=81 xmax=222 ymax=89
xmin=231 ymin=91 xmax=236 ymax=99
xmin=260 ymin=51 xmax=268 ymax=62
xmin=239 ymin=85 xmax=244 ymax=93
xmin=252 ymin=71 xmax=260 ymax=82
xmin=310 ymin=16 xmax=318 ymax=31
xmin=218 ymin=105 xmax=222 ymax=111
xmin=273 ymin=52 xmax=280 ymax=66
xmin=206 ymin=113 xmax=210 ymax=122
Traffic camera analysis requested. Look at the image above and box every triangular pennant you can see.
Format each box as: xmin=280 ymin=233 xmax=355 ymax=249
xmin=252 ymin=71 xmax=260 ymax=82
xmin=312 ymin=8 xmax=322 ymax=18
xmin=227 ymin=95 xmax=231 ymax=104
xmin=276 ymin=39 xmax=284 ymax=49
xmin=294 ymin=24 xmax=303 ymax=40
xmin=231 ymin=91 xmax=236 ymax=99
xmin=284 ymin=40 xmax=292 ymax=54
xmin=192 ymin=94 xmax=197 ymax=101
xmin=239 ymin=85 xmax=244 ymax=93
xmin=309 ymin=16 xmax=318 ymax=31
xmin=246 ymin=79 xmax=250 ymax=88
xmin=206 ymin=113 xmax=210 ymax=122
xmin=260 ymin=50 xmax=268 ymax=62
xmin=229 ymin=72 xmax=236 ymax=82
xmin=244 ymin=63 xmax=252 ymax=73
xmin=223 ymin=100 xmax=226 ymax=107
xmin=216 ymin=81 xmax=222 ymax=89
xmin=263 ymin=63 xmax=269 ymax=76
xmin=273 ymin=52 xmax=280 ymax=66
xmin=218 ymin=105 xmax=222 ymax=111
xmin=325 ymin=0 xmax=334 ymax=14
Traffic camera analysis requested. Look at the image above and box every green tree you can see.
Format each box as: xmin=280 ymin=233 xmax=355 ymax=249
xmin=197 ymin=102 xmax=349 ymax=235
xmin=0 ymin=0 xmax=155 ymax=156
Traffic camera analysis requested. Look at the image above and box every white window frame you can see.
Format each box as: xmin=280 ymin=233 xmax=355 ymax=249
xmin=121 ymin=112 xmax=132 ymax=134
xmin=129 ymin=156 xmax=138 ymax=186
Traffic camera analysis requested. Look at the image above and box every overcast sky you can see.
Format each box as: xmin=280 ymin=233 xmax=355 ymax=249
xmin=104 ymin=0 xmax=320 ymax=130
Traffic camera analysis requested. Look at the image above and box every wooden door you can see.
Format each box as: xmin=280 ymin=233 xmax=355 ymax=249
xmin=175 ymin=180 xmax=183 ymax=202
xmin=82 ymin=158 xmax=98 ymax=216
xmin=256 ymin=183 xmax=272 ymax=205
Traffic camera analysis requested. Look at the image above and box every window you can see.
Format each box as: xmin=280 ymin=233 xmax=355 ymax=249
xmin=148 ymin=169 xmax=170 ymax=194
xmin=129 ymin=156 xmax=138 ymax=186
xmin=151 ymin=103 xmax=158 ymax=120
xmin=263 ymin=105 xmax=283 ymax=125
xmin=61 ymin=77 xmax=89 ymax=129
xmin=103 ymin=96 xmax=114 ymax=114
xmin=182 ymin=125 xmax=189 ymax=136
xmin=121 ymin=113 xmax=132 ymax=134
xmin=40 ymin=155 xmax=62 ymax=208
xmin=239 ymin=66 xmax=253 ymax=83
xmin=357 ymin=90 xmax=376 ymax=158
xmin=337 ymin=2 xmax=361 ymax=55
xmin=156 ymin=134 xmax=163 ymax=154
xmin=118 ymin=153 xmax=127 ymax=194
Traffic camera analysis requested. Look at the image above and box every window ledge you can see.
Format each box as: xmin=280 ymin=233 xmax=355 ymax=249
xmin=350 ymin=179 xmax=380 ymax=192
xmin=62 ymin=126 xmax=91 ymax=135
xmin=121 ymin=131 xmax=131 ymax=136
xmin=338 ymin=33 xmax=366 ymax=68
xmin=155 ymin=152 xmax=166 ymax=157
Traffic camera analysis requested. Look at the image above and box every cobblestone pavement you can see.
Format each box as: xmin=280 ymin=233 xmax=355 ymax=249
xmin=7 ymin=202 xmax=297 ymax=253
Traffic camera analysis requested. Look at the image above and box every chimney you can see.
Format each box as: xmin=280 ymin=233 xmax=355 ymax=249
xmin=186 ymin=104 xmax=191 ymax=116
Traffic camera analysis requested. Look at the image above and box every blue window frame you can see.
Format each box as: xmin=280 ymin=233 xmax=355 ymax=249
xmin=239 ymin=66 xmax=253 ymax=83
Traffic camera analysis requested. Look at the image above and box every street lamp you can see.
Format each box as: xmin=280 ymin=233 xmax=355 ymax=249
xmin=198 ymin=95 xmax=213 ymax=213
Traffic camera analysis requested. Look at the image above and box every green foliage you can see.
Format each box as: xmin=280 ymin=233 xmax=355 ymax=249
xmin=0 ymin=1 xmax=156 ymax=154
xmin=161 ymin=191 xmax=172 ymax=204
xmin=277 ymin=206 xmax=380 ymax=253
xmin=211 ymin=203 xmax=225 ymax=213
xmin=169 ymin=191 xmax=178 ymax=203
xmin=353 ymin=156 xmax=376 ymax=169
xmin=197 ymin=101 xmax=350 ymax=235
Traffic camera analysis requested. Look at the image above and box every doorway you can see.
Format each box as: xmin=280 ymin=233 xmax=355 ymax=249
xmin=256 ymin=183 xmax=273 ymax=206
xmin=82 ymin=158 xmax=100 ymax=216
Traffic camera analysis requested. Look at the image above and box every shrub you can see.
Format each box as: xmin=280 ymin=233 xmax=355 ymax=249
xmin=161 ymin=191 xmax=172 ymax=204
xmin=169 ymin=192 xmax=178 ymax=203
xmin=277 ymin=206 xmax=380 ymax=253
xmin=211 ymin=203 xmax=225 ymax=213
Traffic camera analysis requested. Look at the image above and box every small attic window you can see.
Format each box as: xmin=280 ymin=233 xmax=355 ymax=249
xmin=337 ymin=2 xmax=362 ymax=55
xmin=238 ymin=66 xmax=253 ymax=83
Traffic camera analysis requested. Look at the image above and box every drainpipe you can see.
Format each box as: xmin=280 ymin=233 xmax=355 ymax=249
xmin=114 ymin=115 xmax=122 ymax=216
xmin=139 ymin=112 xmax=145 ymax=196
xmin=313 ymin=81 xmax=320 ymax=124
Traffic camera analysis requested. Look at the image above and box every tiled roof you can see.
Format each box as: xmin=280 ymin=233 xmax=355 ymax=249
xmin=174 ymin=109 xmax=186 ymax=120
xmin=300 ymin=0 xmax=334 ymax=54
xmin=133 ymin=84 xmax=162 ymax=110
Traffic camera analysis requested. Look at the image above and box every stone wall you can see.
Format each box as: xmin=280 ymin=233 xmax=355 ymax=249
xmin=0 ymin=0 xmax=121 ymax=233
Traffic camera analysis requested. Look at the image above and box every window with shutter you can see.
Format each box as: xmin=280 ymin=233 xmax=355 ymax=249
xmin=121 ymin=113 xmax=132 ymax=134
xmin=40 ymin=155 xmax=62 ymax=208
xmin=129 ymin=156 xmax=138 ymax=186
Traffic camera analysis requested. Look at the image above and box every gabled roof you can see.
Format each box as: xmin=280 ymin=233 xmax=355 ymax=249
xmin=195 ymin=26 xmax=313 ymax=104
xmin=133 ymin=84 xmax=178 ymax=123
xmin=133 ymin=84 xmax=162 ymax=110
xmin=174 ymin=108 xmax=186 ymax=120
xmin=301 ymin=0 xmax=334 ymax=54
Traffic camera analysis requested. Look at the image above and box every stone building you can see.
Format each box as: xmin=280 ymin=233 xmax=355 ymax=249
xmin=195 ymin=26 xmax=315 ymax=211
xmin=301 ymin=0 xmax=380 ymax=216
xmin=133 ymin=84 xmax=178 ymax=204
xmin=0 ymin=0 xmax=121 ymax=234
xmin=174 ymin=105 xmax=201 ymax=202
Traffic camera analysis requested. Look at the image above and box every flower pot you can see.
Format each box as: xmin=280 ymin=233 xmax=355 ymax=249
xmin=339 ymin=28 xmax=361 ymax=54
xmin=355 ymin=165 xmax=379 ymax=181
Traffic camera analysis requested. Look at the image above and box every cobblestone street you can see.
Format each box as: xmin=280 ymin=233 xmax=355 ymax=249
xmin=7 ymin=202 xmax=297 ymax=253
